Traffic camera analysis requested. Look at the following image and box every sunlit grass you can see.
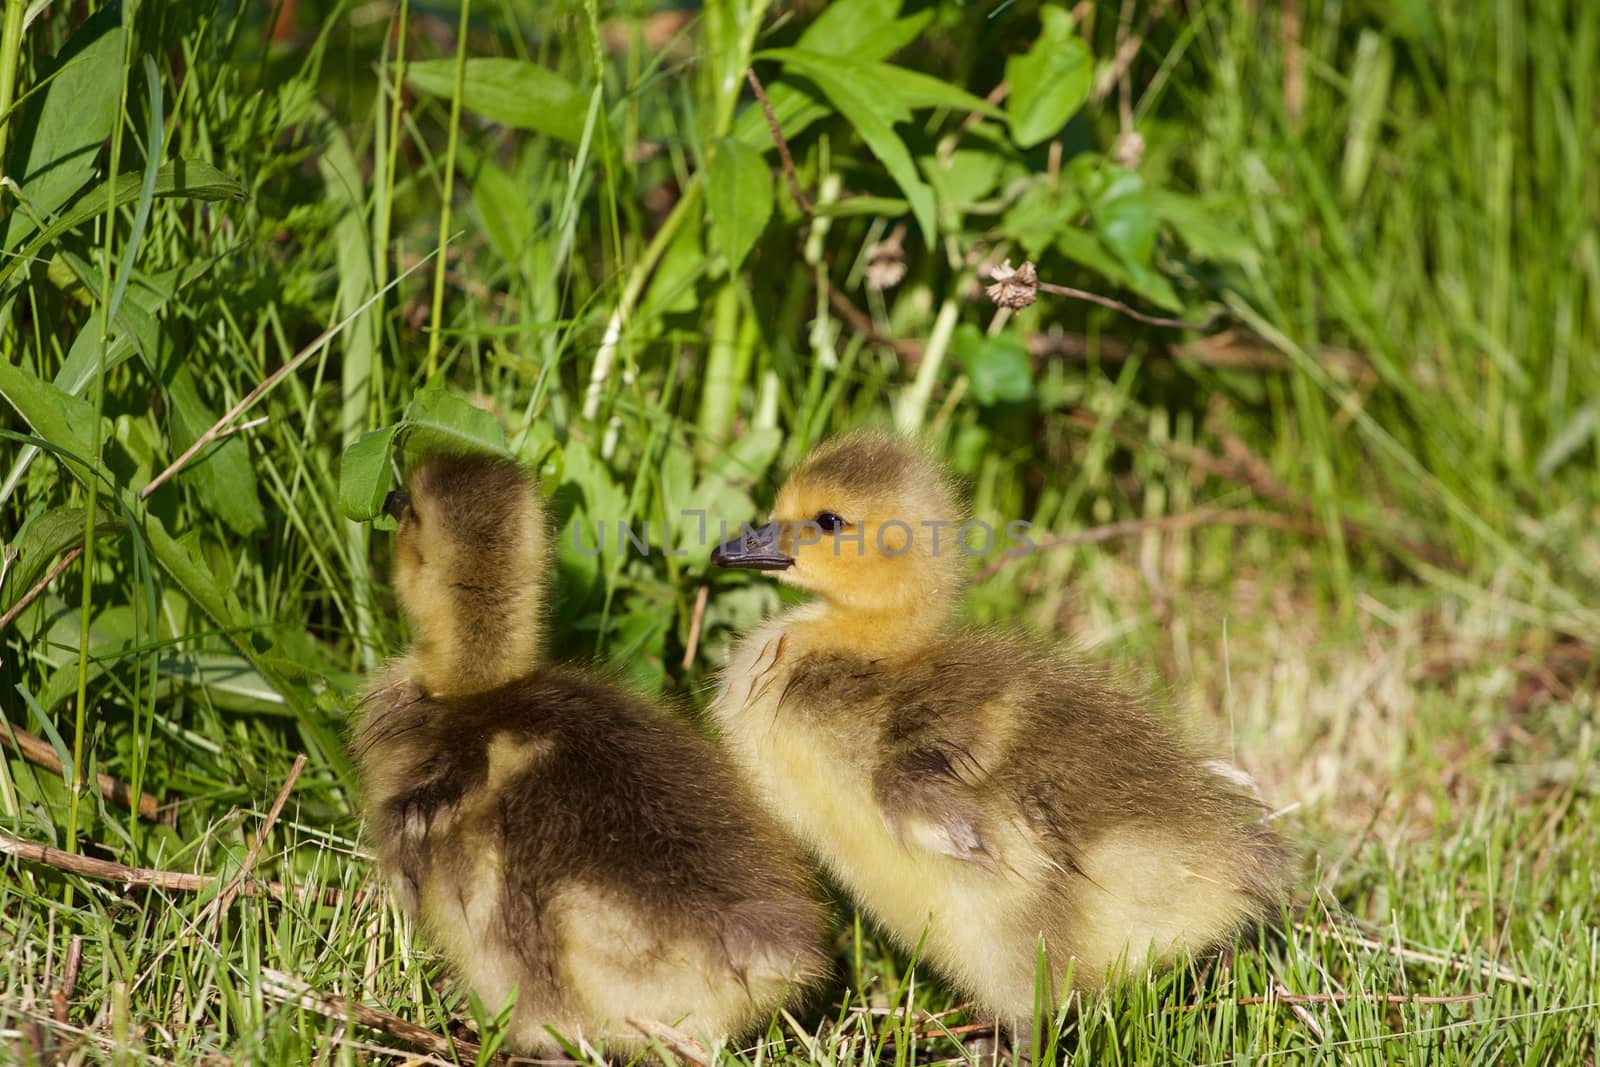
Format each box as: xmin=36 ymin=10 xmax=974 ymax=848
xmin=0 ymin=0 xmax=1595 ymax=1063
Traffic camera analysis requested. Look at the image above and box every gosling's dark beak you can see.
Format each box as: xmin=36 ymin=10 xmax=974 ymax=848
xmin=711 ymin=521 xmax=793 ymax=571
xmin=382 ymin=489 xmax=411 ymax=521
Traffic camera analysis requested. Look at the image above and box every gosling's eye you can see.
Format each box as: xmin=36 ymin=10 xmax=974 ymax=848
xmin=814 ymin=512 xmax=846 ymax=533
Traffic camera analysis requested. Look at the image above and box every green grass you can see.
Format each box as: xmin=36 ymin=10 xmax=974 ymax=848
xmin=1 ymin=0 xmax=1596 ymax=1063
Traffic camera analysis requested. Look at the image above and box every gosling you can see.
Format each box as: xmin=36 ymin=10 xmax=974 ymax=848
xmin=353 ymin=452 xmax=827 ymax=1056
xmin=708 ymin=431 xmax=1290 ymax=1028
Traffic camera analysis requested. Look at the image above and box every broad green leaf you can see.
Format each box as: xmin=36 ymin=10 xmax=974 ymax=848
xmin=406 ymin=58 xmax=584 ymax=142
xmin=400 ymin=387 xmax=510 ymax=459
xmin=0 ymin=6 xmax=124 ymax=250
xmin=1002 ymin=179 xmax=1086 ymax=258
xmin=163 ymin=366 xmax=266 ymax=536
xmin=465 ymin=148 xmax=535 ymax=269
xmin=56 ymin=307 xmax=143 ymax=395
xmin=801 ymin=0 xmax=922 ymax=60
xmin=0 ymin=160 xmax=245 ymax=291
xmin=867 ymin=65 xmax=1002 ymax=119
xmin=731 ymin=0 xmax=933 ymax=147
xmin=338 ymin=425 xmax=402 ymax=521
xmin=755 ymin=49 xmax=936 ymax=241
xmin=1 ymin=505 xmax=120 ymax=617
xmin=1149 ymin=189 xmax=1260 ymax=269
xmin=704 ymin=425 xmax=784 ymax=483
xmin=954 ymin=324 xmax=1032 ymax=405
xmin=1093 ymin=176 xmax=1157 ymax=269
xmin=1005 ymin=6 xmax=1093 ymax=148
xmin=641 ymin=213 xmax=706 ymax=318
xmin=1055 ymin=226 xmax=1184 ymax=311
xmin=156 ymin=653 xmax=286 ymax=714
xmin=922 ymin=148 xmax=1007 ymax=212
xmin=706 ymin=137 xmax=773 ymax=271
xmin=608 ymin=603 xmax=668 ymax=692
xmin=0 ymin=358 xmax=100 ymax=466
xmin=758 ymin=50 xmax=913 ymax=124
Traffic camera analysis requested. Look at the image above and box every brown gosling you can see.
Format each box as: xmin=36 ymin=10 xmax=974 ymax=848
xmin=353 ymin=453 xmax=827 ymax=1056
xmin=708 ymin=431 xmax=1291 ymax=1028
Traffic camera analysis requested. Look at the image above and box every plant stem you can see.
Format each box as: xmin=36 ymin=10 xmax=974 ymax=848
xmin=426 ymin=0 xmax=470 ymax=379
xmin=66 ymin=14 xmax=133 ymax=888
xmin=696 ymin=283 xmax=741 ymax=455
xmin=896 ymin=297 xmax=958 ymax=435
xmin=580 ymin=177 xmax=703 ymax=421
xmin=0 ymin=0 xmax=25 ymax=178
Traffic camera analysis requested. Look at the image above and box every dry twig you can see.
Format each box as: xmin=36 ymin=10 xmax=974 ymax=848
xmin=628 ymin=1018 xmax=709 ymax=1066
xmin=0 ymin=829 xmax=359 ymax=906
xmin=746 ymin=67 xmax=811 ymax=212
xmin=206 ymin=754 xmax=307 ymax=928
xmin=985 ymin=259 xmax=1214 ymax=330
xmin=681 ymin=584 xmax=709 ymax=669
xmin=1313 ymin=923 xmax=1535 ymax=989
xmin=0 ymin=722 xmax=164 ymax=821
xmin=261 ymin=969 xmax=489 ymax=1064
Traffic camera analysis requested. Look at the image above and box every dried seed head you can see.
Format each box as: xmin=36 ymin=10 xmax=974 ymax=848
xmin=985 ymin=260 xmax=1038 ymax=310
xmin=1113 ymin=130 xmax=1146 ymax=170
xmin=865 ymin=224 xmax=908 ymax=292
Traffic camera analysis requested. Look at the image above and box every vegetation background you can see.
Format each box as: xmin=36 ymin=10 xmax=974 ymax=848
xmin=0 ymin=0 xmax=1595 ymax=1062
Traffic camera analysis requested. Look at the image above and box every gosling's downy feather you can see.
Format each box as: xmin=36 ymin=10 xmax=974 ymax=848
xmin=354 ymin=453 xmax=826 ymax=1055
xmin=709 ymin=431 xmax=1291 ymax=1024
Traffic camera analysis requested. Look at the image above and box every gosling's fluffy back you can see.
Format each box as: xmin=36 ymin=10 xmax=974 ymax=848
xmin=354 ymin=665 xmax=828 ymax=1052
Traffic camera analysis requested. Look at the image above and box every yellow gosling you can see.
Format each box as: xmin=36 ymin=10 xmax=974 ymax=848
xmin=709 ymin=431 xmax=1290 ymax=1028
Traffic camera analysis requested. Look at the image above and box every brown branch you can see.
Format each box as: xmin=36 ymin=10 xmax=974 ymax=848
xmin=0 ymin=830 xmax=361 ymax=906
xmin=984 ymin=260 xmax=1214 ymax=331
xmin=0 ymin=723 xmax=164 ymax=821
xmin=1207 ymin=422 xmax=1464 ymax=572
xmin=1273 ymin=979 xmax=1326 ymax=1039
xmin=628 ymin=1018 xmax=709 ymax=1066
xmin=958 ymin=81 xmax=1010 ymax=135
xmin=681 ymin=584 xmax=709 ymax=669
xmin=888 ymin=1020 xmax=1000 ymax=1044
xmin=0 ymin=549 xmax=79 ymax=632
xmin=746 ymin=67 xmax=811 ymax=213
xmin=1281 ymin=0 xmax=1304 ymax=126
xmin=1035 ymin=279 xmax=1213 ymax=331
xmin=261 ymin=969 xmax=577 ymax=1066
xmin=823 ymin=278 xmax=922 ymax=362
xmin=260 ymin=970 xmax=493 ymax=1064
xmin=977 ymin=507 xmax=1325 ymax=581
xmin=52 ymin=935 xmax=81 ymax=1027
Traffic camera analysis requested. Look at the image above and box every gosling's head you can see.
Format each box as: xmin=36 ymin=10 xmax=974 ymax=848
xmin=712 ymin=431 xmax=963 ymax=631
xmin=384 ymin=453 xmax=547 ymax=696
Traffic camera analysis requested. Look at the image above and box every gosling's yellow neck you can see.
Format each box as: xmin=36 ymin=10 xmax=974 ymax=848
xmin=387 ymin=455 xmax=550 ymax=699
xmin=407 ymin=599 xmax=544 ymax=698
xmin=785 ymin=592 xmax=955 ymax=662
